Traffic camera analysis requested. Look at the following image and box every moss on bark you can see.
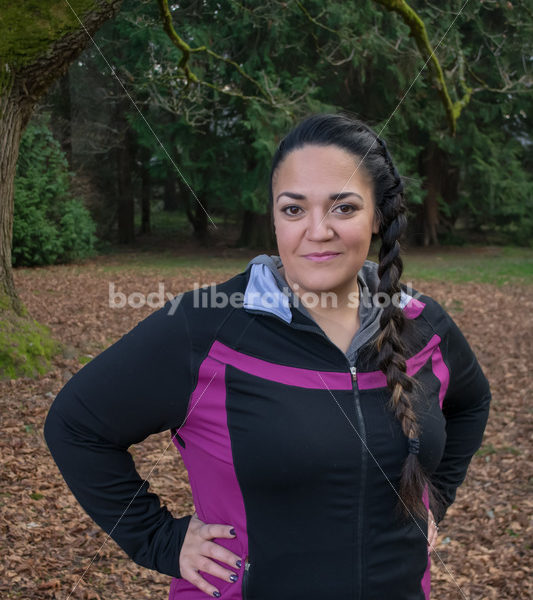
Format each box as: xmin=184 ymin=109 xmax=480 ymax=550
xmin=0 ymin=1 xmax=104 ymax=71
xmin=0 ymin=298 xmax=63 ymax=379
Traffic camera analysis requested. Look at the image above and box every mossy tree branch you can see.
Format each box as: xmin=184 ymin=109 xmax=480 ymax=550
xmin=295 ymin=1 xmax=339 ymax=36
xmin=157 ymin=0 xmax=274 ymax=105
xmin=373 ymin=0 xmax=471 ymax=135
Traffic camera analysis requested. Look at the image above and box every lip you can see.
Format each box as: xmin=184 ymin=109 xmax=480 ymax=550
xmin=303 ymin=252 xmax=341 ymax=262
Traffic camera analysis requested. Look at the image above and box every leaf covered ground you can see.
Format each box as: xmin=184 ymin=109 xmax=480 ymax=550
xmin=1 ymin=251 xmax=531 ymax=600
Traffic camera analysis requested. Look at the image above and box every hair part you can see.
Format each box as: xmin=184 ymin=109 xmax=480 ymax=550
xmin=270 ymin=112 xmax=443 ymax=522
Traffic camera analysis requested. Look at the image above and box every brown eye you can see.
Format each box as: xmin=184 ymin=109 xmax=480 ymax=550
xmin=332 ymin=204 xmax=356 ymax=215
xmin=282 ymin=206 xmax=302 ymax=216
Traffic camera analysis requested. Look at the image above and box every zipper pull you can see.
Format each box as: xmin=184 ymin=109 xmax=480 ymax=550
xmin=244 ymin=558 xmax=251 ymax=571
xmin=350 ymin=366 xmax=357 ymax=382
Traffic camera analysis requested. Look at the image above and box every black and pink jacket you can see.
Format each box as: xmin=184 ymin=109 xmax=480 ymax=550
xmin=44 ymin=255 xmax=491 ymax=600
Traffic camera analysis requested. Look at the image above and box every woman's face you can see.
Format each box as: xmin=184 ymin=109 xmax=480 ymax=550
xmin=272 ymin=144 xmax=379 ymax=298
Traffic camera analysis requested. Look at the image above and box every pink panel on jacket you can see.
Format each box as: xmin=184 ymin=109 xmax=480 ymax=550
xmin=430 ymin=345 xmax=450 ymax=409
xmin=357 ymin=334 xmax=442 ymax=390
xmin=403 ymin=297 xmax=426 ymax=320
xmin=170 ymin=356 xmax=247 ymax=600
xmin=209 ymin=339 xmax=353 ymax=390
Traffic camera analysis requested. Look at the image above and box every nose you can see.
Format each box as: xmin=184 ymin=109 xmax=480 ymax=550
xmin=305 ymin=208 xmax=335 ymax=241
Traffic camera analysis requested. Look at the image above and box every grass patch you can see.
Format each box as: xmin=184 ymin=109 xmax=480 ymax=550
xmin=400 ymin=246 xmax=533 ymax=285
xmin=476 ymin=443 xmax=497 ymax=457
xmin=475 ymin=443 xmax=521 ymax=458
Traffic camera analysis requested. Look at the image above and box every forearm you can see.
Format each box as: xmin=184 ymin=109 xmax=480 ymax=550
xmin=430 ymin=314 xmax=492 ymax=523
xmin=44 ymin=402 xmax=191 ymax=577
xmin=44 ymin=298 xmax=195 ymax=577
xmin=430 ymin=387 xmax=491 ymax=523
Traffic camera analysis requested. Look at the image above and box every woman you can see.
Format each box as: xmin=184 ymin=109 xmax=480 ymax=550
xmin=44 ymin=113 xmax=491 ymax=600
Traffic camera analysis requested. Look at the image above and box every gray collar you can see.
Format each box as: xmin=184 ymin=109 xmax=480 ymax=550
xmin=242 ymin=254 xmax=385 ymax=364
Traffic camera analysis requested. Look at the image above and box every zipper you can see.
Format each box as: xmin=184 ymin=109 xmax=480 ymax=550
xmin=242 ymin=557 xmax=251 ymax=600
xmin=350 ymin=363 xmax=367 ymax=600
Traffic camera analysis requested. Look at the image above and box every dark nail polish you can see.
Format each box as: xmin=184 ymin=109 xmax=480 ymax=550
xmin=230 ymin=574 xmax=238 ymax=583
xmin=236 ymin=559 xmax=242 ymax=568
xmin=229 ymin=528 xmax=236 ymax=536
xmin=213 ymin=592 xmax=221 ymax=598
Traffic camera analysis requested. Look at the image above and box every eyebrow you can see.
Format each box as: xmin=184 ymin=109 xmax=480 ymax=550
xmin=275 ymin=191 xmax=364 ymax=203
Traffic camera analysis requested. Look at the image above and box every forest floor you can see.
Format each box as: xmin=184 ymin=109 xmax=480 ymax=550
xmin=1 ymin=243 xmax=532 ymax=600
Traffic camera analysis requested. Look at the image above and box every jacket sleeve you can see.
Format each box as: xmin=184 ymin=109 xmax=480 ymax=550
xmin=429 ymin=310 xmax=491 ymax=524
xmin=43 ymin=297 xmax=194 ymax=579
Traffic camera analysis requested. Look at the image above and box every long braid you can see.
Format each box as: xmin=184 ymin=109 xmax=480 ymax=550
xmin=373 ymin=136 xmax=436 ymax=520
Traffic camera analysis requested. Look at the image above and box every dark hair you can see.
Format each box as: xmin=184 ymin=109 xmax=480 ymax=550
xmin=269 ymin=112 xmax=442 ymax=522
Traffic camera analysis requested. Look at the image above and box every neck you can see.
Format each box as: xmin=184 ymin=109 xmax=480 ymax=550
xmin=279 ymin=266 xmax=360 ymax=322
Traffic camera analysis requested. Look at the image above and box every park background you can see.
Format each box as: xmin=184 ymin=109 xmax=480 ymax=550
xmin=0 ymin=1 xmax=531 ymax=599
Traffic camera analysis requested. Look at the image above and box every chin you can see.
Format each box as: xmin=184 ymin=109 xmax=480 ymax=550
xmin=296 ymin=273 xmax=345 ymax=295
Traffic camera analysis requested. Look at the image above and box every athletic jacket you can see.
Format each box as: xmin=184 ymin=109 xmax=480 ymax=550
xmin=44 ymin=254 xmax=491 ymax=600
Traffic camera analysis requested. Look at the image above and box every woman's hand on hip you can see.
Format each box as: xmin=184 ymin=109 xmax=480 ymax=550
xmin=427 ymin=509 xmax=439 ymax=553
xmin=179 ymin=512 xmax=242 ymax=598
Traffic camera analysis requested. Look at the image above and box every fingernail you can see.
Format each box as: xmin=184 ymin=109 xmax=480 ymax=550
xmin=229 ymin=528 xmax=236 ymax=536
xmin=230 ymin=574 xmax=238 ymax=583
xmin=213 ymin=592 xmax=221 ymax=598
xmin=236 ymin=559 xmax=242 ymax=568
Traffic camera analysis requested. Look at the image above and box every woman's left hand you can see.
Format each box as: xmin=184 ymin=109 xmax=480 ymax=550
xmin=427 ymin=509 xmax=439 ymax=553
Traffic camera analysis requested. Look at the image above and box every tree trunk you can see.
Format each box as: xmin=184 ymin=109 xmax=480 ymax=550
xmin=140 ymin=147 xmax=151 ymax=235
xmin=163 ymin=171 xmax=179 ymax=211
xmin=442 ymin=162 xmax=460 ymax=231
xmin=192 ymin=200 xmax=209 ymax=244
xmin=50 ymin=70 xmax=73 ymax=167
xmin=180 ymin=180 xmax=209 ymax=244
xmin=0 ymin=0 xmax=123 ymax=318
xmin=62 ymin=71 xmax=73 ymax=166
xmin=237 ymin=210 xmax=276 ymax=250
xmin=423 ymin=188 xmax=440 ymax=247
xmin=422 ymin=143 xmax=444 ymax=246
xmin=117 ymin=125 xmax=135 ymax=244
xmin=0 ymin=92 xmax=32 ymax=316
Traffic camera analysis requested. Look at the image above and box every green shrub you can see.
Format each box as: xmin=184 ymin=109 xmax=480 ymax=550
xmin=12 ymin=114 xmax=97 ymax=266
xmin=58 ymin=198 xmax=97 ymax=262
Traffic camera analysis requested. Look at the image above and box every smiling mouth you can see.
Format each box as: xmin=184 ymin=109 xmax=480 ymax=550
xmin=303 ymin=252 xmax=341 ymax=262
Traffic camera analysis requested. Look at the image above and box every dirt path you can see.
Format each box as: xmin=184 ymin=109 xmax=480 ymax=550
xmin=1 ymin=260 xmax=531 ymax=599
